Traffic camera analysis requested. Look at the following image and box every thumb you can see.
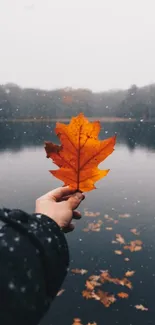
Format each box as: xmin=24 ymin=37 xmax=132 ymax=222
xmin=67 ymin=192 xmax=85 ymax=210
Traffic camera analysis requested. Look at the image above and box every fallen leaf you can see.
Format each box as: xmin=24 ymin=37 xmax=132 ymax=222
xmin=82 ymin=228 xmax=90 ymax=232
xmin=124 ymin=240 xmax=143 ymax=252
xmin=114 ymin=220 xmax=119 ymax=224
xmin=114 ymin=250 xmax=123 ymax=255
xmin=119 ymin=278 xmax=133 ymax=290
xmin=82 ymin=290 xmax=93 ymax=299
xmin=89 ymin=275 xmax=100 ymax=281
xmin=124 ymin=258 xmax=130 ymax=262
xmin=117 ymin=292 xmax=129 ymax=299
xmin=96 ymin=290 xmax=116 ymax=307
xmin=56 ymin=289 xmax=65 ymax=296
xmin=106 ymin=227 xmax=113 ymax=231
xmin=125 ymin=270 xmax=135 ymax=277
xmin=133 ymin=240 xmax=143 ymax=245
xmin=116 ymin=234 xmax=126 ymax=245
xmin=45 ymin=113 xmax=116 ymax=192
xmin=104 ymin=214 xmax=114 ymax=222
xmin=85 ymin=281 xmax=96 ymax=291
xmin=91 ymin=292 xmax=101 ymax=301
xmin=82 ymin=221 xmax=103 ymax=232
xmin=130 ymin=228 xmax=140 ymax=236
xmin=135 ymin=304 xmax=148 ymax=311
xmin=119 ymin=213 xmax=131 ymax=219
xmin=100 ymin=271 xmax=110 ymax=283
xmin=72 ymin=318 xmax=83 ymax=325
xmin=91 ymin=280 xmax=101 ymax=287
xmin=100 ymin=271 xmax=133 ymax=289
xmin=134 ymin=246 xmax=142 ymax=251
xmin=71 ymin=269 xmax=88 ymax=275
xmin=112 ymin=240 xmax=117 ymax=244
xmin=84 ymin=209 xmax=100 ymax=217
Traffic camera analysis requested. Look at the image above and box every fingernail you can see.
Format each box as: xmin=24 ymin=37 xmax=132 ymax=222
xmin=75 ymin=192 xmax=84 ymax=200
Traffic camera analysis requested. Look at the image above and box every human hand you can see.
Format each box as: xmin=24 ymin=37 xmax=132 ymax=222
xmin=35 ymin=186 xmax=85 ymax=232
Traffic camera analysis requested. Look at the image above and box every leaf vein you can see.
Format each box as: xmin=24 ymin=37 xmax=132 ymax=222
xmin=80 ymin=140 xmax=114 ymax=171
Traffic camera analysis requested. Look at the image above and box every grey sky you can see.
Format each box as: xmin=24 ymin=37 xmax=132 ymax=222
xmin=0 ymin=0 xmax=155 ymax=91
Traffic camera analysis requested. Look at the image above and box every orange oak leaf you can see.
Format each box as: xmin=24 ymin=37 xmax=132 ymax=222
xmin=119 ymin=278 xmax=133 ymax=289
xmin=117 ymin=292 xmax=129 ymax=299
xmin=85 ymin=280 xmax=101 ymax=290
xmin=82 ymin=290 xmax=93 ymax=299
xmin=96 ymin=290 xmax=116 ymax=307
xmin=45 ymin=113 xmax=116 ymax=192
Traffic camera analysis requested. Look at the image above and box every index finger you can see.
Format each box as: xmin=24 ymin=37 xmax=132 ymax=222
xmin=45 ymin=186 xmax=76 ymax=201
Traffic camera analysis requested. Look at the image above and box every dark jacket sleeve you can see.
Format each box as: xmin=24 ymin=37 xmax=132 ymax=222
xmin=0 ymin=208 xmax=69 ymax=325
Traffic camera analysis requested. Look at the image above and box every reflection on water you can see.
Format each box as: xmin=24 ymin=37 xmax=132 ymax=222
xmin=0 ymin=121 xmax=155 ymax=152
xmin=0 ymin=122 xmax=155 ymax=325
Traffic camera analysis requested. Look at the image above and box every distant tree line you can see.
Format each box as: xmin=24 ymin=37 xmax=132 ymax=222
xmin=0 ymin=83 xmax=155 ymax=120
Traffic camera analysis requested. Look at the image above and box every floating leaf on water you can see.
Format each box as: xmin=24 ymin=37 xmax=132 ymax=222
xmin=115 ymin=250 xmax=123 ymax=255
xmin=89 ymin=275 xmax=101 ymax=281
xmin=117 ymin=292 xmax=129 ymax=299
xmin=124 ymin=240 xmax=143 ymax=252
xmin=72 ymin=318 xmax=83 ymax=325
xmin=135 ymin=304 xmax=148 ymax=311
xmin=104 ymin=214 xmax=114 ymax=222
xmin=91 ymin=292 xmax=101 ymax=301
xmin=82 ymin=221 xmax=103 ymax=232
xmin=82 ymin=228 xmax=90 ymax=232
xmin=130 ymin=228 xmax=140 ymax=236
xmin=134 ymin=246 xmax=142 ymax=252
xmin=96 ymin=290 xmax=116 ymax=307
xmin=71 ymin=269 xmax=88 ymax=275
xmin=106 ymin=227 xmax=113 ymax=231
xmin=56 ymin=289 xmax=65 ymax=296
xmin=119 ymin=278 xmax=133 ymax=289
xmin=82 ymin=290 xmax=93 ymax=299
xmin=84 ymin=209 xmax=101 ymax=217
xmin=119 ymin=213 xmax=131 ymax=219
xmin=100 ymin=271 xmax=133 ymax=289
xmin=112 ymin=240 xmax=117 ymax=244
xmin=85 ymin=280 xmax=96 ymax=291
xmin=116 ymin=234 xmax=126 ymax=245
xmin=124 ymin=257 xmax=130 ymax=262
xmin=125 ymin=270 xmax=135 ymax=277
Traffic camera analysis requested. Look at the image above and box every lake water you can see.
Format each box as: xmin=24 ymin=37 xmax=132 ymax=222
xmin=0 ymin=121 xmax=155 ymax=325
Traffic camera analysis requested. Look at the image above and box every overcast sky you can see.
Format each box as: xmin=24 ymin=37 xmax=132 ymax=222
xmin=0 ymin=0 xmax=155 ymax=91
